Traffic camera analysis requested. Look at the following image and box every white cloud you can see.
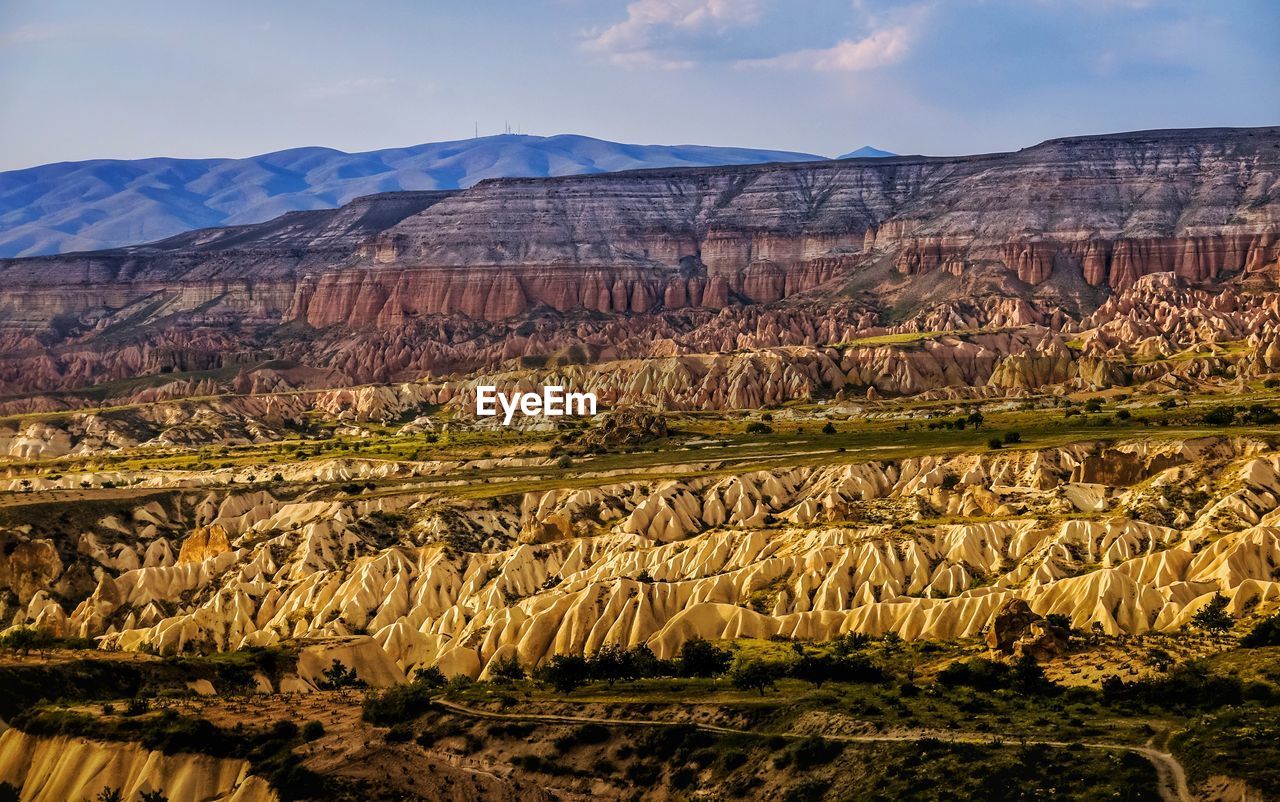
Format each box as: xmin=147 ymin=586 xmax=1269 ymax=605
xmin=740 ymin=24 xmax=913 ymax=71
xmin=582 ymin=0 xmax=763 ymax=69
xmin=737 ymin=3 xmax=929 ymax=72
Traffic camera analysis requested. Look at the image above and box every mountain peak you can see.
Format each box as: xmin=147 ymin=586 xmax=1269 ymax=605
xmin=836 ymin=146 xmax=897 ymax=159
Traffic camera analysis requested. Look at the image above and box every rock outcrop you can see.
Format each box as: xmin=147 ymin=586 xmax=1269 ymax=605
xmin=6 ymin=437 xmax=1279 ymax=680
xmin=0 ymin=730 xmax=276 ymax=802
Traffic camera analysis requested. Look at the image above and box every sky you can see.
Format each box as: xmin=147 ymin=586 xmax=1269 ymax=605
xmin=0 ymin=0 xmax=1276 ymax=170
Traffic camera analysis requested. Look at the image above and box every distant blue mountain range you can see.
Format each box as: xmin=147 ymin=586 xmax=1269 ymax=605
xmin=0 ymin=134 xmax=832 ymax=257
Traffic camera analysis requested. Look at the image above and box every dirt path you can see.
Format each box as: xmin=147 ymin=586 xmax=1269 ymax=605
xmin=435 ymin=699 xmax=1191 ymax=802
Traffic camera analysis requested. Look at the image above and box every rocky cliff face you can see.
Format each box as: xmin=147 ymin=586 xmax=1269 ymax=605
xmin=0 ymin=128 xmax=1276 ymax=394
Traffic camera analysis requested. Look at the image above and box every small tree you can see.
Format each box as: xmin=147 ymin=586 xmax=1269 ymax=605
xmin=677 ymin=638 xmax=732 ymax=678
xmin=0 ymin=627 xmax=40 ymax=657
xmin=729 ymin=658 xmax=783 ymax=696
xmin=1191 ymin=593 xmax=1233 ymax=635
xmin=317 ymin=659 xmax=365 ymax=693
xmin=792 ymin=652 xmax=836 ymax=687
xmin=139 ymin=789 xmax=170 ymax=802
xmin=1010 ymin=654 xmax=1048 ymax=693
xmin=1003 ymin=431 xmax=1021 ymax=444
xmin=1202 ymin=407 xmax=1236 ymax=427
xmin=489 ymin=654 xmax=526 ymax=683
xmin=97 ymin=789 xmax=125 ymax=802
xmin=535 ymin=654 xmax=590 ymax=693
xmin=831 ymin=632 xmax=870 ymax=656
xmin=588 ymin=644 xmax=637 ymax=686
xmin=967 ymin=411 xmax=985 ymax=430
xmin=822 ymin=421 xmax=837 ymax=435
xmin=1045 ymin=613 xmax=1072 ymax=632
xmin=987 ymin=437 xmax=1003 ymax=450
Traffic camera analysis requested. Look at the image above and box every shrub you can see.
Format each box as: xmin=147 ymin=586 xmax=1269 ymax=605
xmin=362 ymin=682 xmax=436 ymax=726
xmin=1242 ymin=612 xmax=1280 ymax=647
xmin=987 ymin=438 xmax=1003 ymax=450
xmin=789 ymin=735 xmax=843 ymax=769
xmin=1003 ymin=431 xmax=1021 ymax=444
xmin=786 ymin=779 xmax=831 ymax=802
xmin=301 ymin=720 xmax=325 ymax=741
xmin=553 ymin=722 xmax=611 ymax=751
xmin=625 ymin=760 xmax=661 ymax=785
xmin=489 ymin=655 xmax=526 ymax=683
xmin=411 ymin=666 xmax=447 ymax=688
xmin=1045 ymin=613 xmax=1072 ymax=630
xmin=745 ymin=421 xmax=773 ymax=434
xmin=940 ymin=473 xmax=960 ymax=490
xmin=822 ymin=421 xmax=837 ymax=435
xmin=1202 ymin=407 xmax=1236 ymax=426
xmin=1102 ymin=663 xmax=1242 ymax=711
xmin=938 ymin=658 xmax=1014 ymax=691
xmin=721 ymin=749 xmax=748 ymax=770
xmin=671 ymin=765 xmax=697 ymax=789
xmin=792 ymin=651 xmax=883 ymax=686
xmin=831 ymin=632 xmax=870 ymax=655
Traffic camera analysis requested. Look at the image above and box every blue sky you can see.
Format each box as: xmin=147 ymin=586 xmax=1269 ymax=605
xmin=1 ymin=0 xmax=1276 ymax=169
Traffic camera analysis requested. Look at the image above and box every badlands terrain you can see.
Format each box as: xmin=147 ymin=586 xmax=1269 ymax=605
xmin=1 ymin=127 xmax=1280 ymax=801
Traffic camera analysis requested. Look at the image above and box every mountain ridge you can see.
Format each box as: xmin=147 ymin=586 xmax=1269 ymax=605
xmin=0 ymin=133 xmax=823 ymax=257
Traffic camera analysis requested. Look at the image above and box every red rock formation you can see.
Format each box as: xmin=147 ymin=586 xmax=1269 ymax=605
xmin=0 ymin=128 xmax=1277 ymax=394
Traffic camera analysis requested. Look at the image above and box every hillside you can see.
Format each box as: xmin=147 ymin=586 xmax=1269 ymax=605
xmin=0 ymin=134 xmax=822 ymax=257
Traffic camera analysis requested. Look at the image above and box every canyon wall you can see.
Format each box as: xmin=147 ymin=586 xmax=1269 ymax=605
xmin=0 ymin=127 xmax=1276 ymax=393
